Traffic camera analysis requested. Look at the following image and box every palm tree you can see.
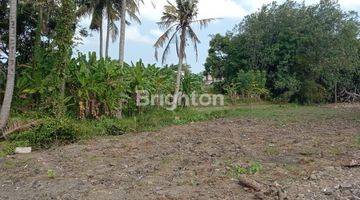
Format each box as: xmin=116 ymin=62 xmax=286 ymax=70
xmin=105 ymin=1 xmax=119 ymax=58
xmin=78 ymin=0 xmax=106 ymax=58
xmin=118 ymin=0 xmax=143 ymax=67
xmin=119 ymin=0 xmax=126 ymax=66
xmin=154 ymin=0 xmax=215 ymax=106
xmin=0 ymin=0 xmax=17 ymax=136
xmin=78 ymin=0 xmax=141 ymax=60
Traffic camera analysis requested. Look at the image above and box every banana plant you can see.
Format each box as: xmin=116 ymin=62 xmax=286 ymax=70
xmin=69 ymin=52 xmax=129 ymax=119
xmin=181 ymin=72 xmax=203 ymax=103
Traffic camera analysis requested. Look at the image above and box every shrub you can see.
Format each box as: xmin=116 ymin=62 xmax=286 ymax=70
xmin=212 ymin=81 xmax=226 ymax=94
xmin=232 ymin=70 xmax=269 ymax=99
xmin=8 ymin=118 xmax=80 ymax=149
xmin=0 ymin=140 xmax=30 ymax=157
xmin=97 ymin=118 xmax=129 ymax=136
xmin=297 ymin=80 xmax=327 ymax=104
xmin=181 ymin=73 xmax=204 ymax=96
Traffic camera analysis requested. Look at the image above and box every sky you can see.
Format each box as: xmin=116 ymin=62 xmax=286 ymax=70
xmin=75 ymin=0 xmax=360 ymax=74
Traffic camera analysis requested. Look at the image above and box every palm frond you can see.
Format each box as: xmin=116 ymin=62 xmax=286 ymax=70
xmin=186 ymin=26 xmax=200 ymax=60
xmin=1 ymin=120 xmax=42 ymax=139
xmin=191 ymin=18 xmax=218 ymax=29
xmin=154 ymin=0 xmax=215 ymax=64
xmin=154 ymin=25 xmax=178 ymax=60
xmin=109 ymin=21 xmax=119 ymax=42
xmin=89 ymin=4 xmax=104 ymax=30
xmin=161 ymin=26 xmax=181 ymax=64
xmin=127 ymin=10 xmax=141 ymax=24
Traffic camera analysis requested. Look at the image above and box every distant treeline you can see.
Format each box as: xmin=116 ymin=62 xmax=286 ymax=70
xmin=205 ymin=0 xmax=360 ymax=103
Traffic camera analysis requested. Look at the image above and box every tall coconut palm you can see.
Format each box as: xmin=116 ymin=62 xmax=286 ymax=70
xmin=78 ymin=0 xmax=106 ymax=58
xmin=78 ymin=0 xmax=141 ymax=60
xmin=0 ymin=0 xmax=17 ymax=136
xmin=154 ymin=0 xmax=215 ymax=106
xmin=119 ymin=0 xmax=126 ymax=66
xmin=118 ymin=0 xmax=143 ymax=67
xmin=105 ymin=1 xmax=120 ymax=58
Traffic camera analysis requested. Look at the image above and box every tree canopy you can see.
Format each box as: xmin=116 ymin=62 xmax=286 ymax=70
xmin=205 ymin=0 xmax=360 ymax=103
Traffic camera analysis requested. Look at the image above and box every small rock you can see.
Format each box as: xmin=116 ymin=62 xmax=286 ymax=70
xmin=310 ymin=174 xmax=318 ymax=180
xmin=324 ymin=166 xmax=335 ymax=171
xmin=15 ymin=147 xmax=32 ymax=154
xmin=340 ymin=183 xmax=352 ymax=190
xmin=323 ymin=188 xmax=334 ymax=195
xmin=297 ymin=194 xmax=305 ymax=199
xmin=343 ymin=190 xmax=353 ymax=197
xmin=348 ymin=160 xmax=360 ymax=167
xmin=31 ymin=180 xmax=42 ymax=189
xmin=351 ymin=189 xmax=360 ymax=196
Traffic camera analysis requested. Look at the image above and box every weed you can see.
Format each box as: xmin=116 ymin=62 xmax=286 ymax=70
xmin=191 ymin=179 xmax=200 ymax=186
xmin=0 ymin=141 xmax=29 ymax=157
xmin=264 ymin=145 xmax=280 ymax=156
xmin=329 ymin=146 xmax=343 ymax=156
xmin=234 ymin=165 xmax=248 ymax=175
xmin=284 ymin=164 xmax=302 ymax=176
xmin=47 ymin=169 xmax=56 ymax=179
xmin=299 ymin=149 xmax=317 ymax=156
xmin=248 ymin=162 xmax=263 ymax=174
xmin=0 ymin=151 xmax=5 ymax=158
xmin=3 ymin=160 xmax=16 ymax=169
xmin=229 ymin=162 xmax=263 ymax=178
xmin=354 ymin=135 xmax=360 ymax=149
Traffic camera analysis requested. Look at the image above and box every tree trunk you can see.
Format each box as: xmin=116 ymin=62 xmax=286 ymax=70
xmin=173 ymin=28 xmax=186 ymax=107
xmin=0 ymin=0 xmax=17 ymax=136
xmin=119 ymin=0 xmax=126 ymax=67
xmin=99 ymin=16 xmax=104 ymax=58
xmin=105 ymin=15 xmax=110 ymax=58
xmin=114 ymin=0 xmax=127 ymax=118
xmin=334 ymin=81 xmax=338 ymax=104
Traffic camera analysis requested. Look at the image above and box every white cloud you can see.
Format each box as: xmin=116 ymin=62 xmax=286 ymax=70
xmin=338 ymin=0 xmax=360 ymax=10
xmin=150 ymin=28 xmax=163 ymax=38
xmin=140 ymin=0 xmax=246 ymax=22
xmin=140 ymin=0 xmax=164 ymax=21
xmin=233 ymin=0 xmax=360 ymax=15
xmin=197 ymin=0 xmax=246 ymax=19
xmin=238 ymin=0 xmax=273 ymax=13
xmin=126 ymin=26 xmax=153 ymax=44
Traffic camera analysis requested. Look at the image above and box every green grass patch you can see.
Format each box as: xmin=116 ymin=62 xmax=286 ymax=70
xmin=47 ymin=169 xmax=56 ymax=179
xmin=228 ymin=161 xmax=263 ymax=178
xmin=264 ymin=145 xmax=280 ymax=156
xmin=2 ymin=103 xmax=358 ymax=157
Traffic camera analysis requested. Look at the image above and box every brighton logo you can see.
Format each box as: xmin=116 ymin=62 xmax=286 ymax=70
xmin=136 ymin=91 xmax=225 ymax=111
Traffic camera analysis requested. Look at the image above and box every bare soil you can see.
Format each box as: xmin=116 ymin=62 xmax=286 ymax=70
xmin=0 ymin=106 xmax=359 ymax=200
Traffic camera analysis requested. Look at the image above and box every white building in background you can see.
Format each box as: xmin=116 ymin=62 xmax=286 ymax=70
xmin=203 ymin=74 xmax=214 ymax=85
xmin=203 ymin=74 xmax=224 ymax=85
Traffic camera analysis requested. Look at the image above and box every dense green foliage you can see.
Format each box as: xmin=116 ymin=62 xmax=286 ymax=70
xmin=15 ymin=51 xmax=204 ymax=119
xmin=232 ymin=70 xmax=268 ymax=99
xmin=205 ymin=0 xmax=360 ymax=103
xmin=0 ymin=0 xmax=204 ymax=149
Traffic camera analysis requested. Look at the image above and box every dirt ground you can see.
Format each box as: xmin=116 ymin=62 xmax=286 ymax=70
xmin=0 ymin=105 xmax=359 ymax=200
